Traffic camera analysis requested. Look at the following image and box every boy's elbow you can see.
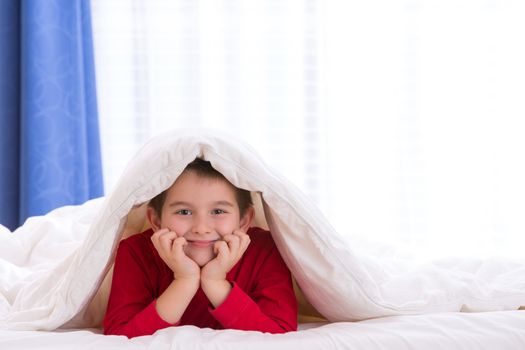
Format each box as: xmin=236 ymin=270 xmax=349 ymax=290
xmin=103 ymin=323 xmax=139 ymax=339
xmin=269 ymin=318 xmax=298 ymax=334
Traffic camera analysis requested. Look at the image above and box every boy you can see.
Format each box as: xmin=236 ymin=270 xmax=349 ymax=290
xmin=103 ymin=158 xmax=298 ymax=338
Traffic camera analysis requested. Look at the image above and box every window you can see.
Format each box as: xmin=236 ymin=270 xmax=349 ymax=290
xmin=92 ymin=0 xmax=525 ymax=260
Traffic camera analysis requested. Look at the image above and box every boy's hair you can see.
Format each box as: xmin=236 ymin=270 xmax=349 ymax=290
xmin=148 ymin=158 xmax=253 ymax=218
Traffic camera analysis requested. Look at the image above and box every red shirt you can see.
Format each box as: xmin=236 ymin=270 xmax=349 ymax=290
xmin=103 ymin=227 xmax=298 ymax=338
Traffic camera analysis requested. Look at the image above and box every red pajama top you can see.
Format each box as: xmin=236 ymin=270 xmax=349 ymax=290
xmin=103 ymin=227 xmax=298 ymax=338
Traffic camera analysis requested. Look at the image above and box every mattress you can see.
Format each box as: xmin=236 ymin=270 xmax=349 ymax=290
xmin=1 ymin=311 xmax=524 ymax=350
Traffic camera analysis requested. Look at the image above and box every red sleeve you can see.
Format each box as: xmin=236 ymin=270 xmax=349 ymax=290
xmin=209 ymin=239 xmax=298 ymax=333
xmin=103 ymin=239 xmax=177 ymax=338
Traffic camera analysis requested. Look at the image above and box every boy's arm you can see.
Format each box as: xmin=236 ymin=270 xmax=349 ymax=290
xmin=103 ymin=239 xmax=174 ymax=337
xmin=150 ymin=230 xmax=201 ymax=324
xmin=203 ymin=232 xmax=298 ymax=333
xmin=200 ymin=230 xmax=250 ymax=308
xmin=103 ymin=237 xmax=199 ymax=338
xmin=155 ymin=277 xmax=199 ymax=323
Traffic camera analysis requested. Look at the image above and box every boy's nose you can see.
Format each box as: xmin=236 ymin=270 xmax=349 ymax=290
xmin=191 ymin=216 xmax=211 ymax=235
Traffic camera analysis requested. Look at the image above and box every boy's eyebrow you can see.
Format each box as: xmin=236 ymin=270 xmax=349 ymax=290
xmin=167 ymin=200 xmax=235 ymax=207
xmin=212 ymin=200 xmax=235 ymax=207
xmin=168 ymin=201 xmax=192 ymax=207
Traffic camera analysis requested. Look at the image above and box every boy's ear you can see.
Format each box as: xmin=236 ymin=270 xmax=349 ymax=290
xmin=239 ymin=206 xmax=255 ymax=232
xmin=146 ymin=206 xmax=162 ymax=232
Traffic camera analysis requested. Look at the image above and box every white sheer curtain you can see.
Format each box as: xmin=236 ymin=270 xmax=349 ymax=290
xmin=91 ymin=0 xmax=328 ymax=206
xmin=91 ymin=0 xmax=525 ymax=261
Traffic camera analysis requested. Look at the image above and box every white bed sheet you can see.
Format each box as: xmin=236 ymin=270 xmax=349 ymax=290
xmin=1 ymin=311 xmax=525 ymax=350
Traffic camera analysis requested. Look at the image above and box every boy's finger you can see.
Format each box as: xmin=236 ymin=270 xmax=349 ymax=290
xmin=232 ymin=229 xmax=250 ymax=254
xmin=151 ymin=228 xmax=171 ymax=242
xmin=158 ymin=230 xmax=178 ymax=253
xmin=223 ymin=234 xmax=240 ymax=253
xmin=152 ymin=227 xmax=169 ymax=238
xmin=233 ymin=229 xmax=247 ymax=239
xmin=171 ymin=236 xmax=188 ymax=255
xmin=151 ymin=228 xmax=166 ymax=245
xmin=214 ymin=240 xmax=229 ymax=258
xmin=232 ymin=228 xmax=249 ymax=239
xmin=151 ymin=230 xmax=165 ymax=251
xmin=239 ymin=234 xmax=250 ymax=252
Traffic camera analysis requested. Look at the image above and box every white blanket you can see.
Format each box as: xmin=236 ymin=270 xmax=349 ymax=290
xmin=1 ymin=128 xmax=525 ymax=331
xmin=2 ymin=311 xmax=525 ymax=350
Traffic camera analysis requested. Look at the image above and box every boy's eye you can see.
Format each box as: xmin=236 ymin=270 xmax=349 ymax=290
xmin=212 ymin=209 xmax=226 ymax=215
xmin=176 ymin=209 xmax=191 ymax=215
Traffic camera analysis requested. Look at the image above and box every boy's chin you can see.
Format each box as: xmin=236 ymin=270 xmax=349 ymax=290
xmin=188 ymin=250 xmax=216 ymax=267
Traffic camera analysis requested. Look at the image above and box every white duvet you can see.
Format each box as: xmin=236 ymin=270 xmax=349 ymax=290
xmin=1 ymin=128 xmax=525 ymax=334
xmin=2 ymin=311 xmax=525 ymax=350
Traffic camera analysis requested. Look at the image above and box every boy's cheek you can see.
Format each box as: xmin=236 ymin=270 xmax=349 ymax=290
xmin=160 ymin=222 xmax=187 ymax=237
xmin=216 ymin=225 xmax=241 ymax=238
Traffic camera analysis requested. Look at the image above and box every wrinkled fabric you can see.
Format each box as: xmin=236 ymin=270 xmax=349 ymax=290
xmin=1 ymin=129 xmax=525 ymax=333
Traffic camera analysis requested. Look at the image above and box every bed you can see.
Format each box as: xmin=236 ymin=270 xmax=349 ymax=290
xmin=1 ymin=311 xmax=525 ymax=349
xmin=1 ymin=129 xmax=525 ymax=349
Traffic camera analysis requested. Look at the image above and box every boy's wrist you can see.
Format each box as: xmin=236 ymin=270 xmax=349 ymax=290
xmin=200 ymin=278 xmax=232 ymax=308
xmin=200 ymin=275 xmax=227 ymax=286
xmin=155 ymin=276 xmax=200 ymax=324
xmin=173 ymin=275 xmax=200 ymax=290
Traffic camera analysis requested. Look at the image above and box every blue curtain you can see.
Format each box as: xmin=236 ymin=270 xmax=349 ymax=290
xmin=0 ymin=0 xmax=104 ymax=231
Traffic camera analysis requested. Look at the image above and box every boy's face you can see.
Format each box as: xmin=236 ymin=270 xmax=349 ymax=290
xmin=150 ymin=170 xmax=251 ymax=267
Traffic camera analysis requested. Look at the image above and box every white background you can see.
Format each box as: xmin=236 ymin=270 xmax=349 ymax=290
xmin=91 ymin=0 xmax=525 ymax=261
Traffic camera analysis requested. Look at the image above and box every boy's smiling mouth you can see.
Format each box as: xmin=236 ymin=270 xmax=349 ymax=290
xmin=186 ymin=239 xmax=219 ymax=248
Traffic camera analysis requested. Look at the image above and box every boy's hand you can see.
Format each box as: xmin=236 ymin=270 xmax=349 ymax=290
xmin=151 ymin=228 xmax=200 ymax=281
xmin=201 ymin=229 xmax=251 ymax=282
xmin=200 ymin=229 xmax=251 ymax=308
